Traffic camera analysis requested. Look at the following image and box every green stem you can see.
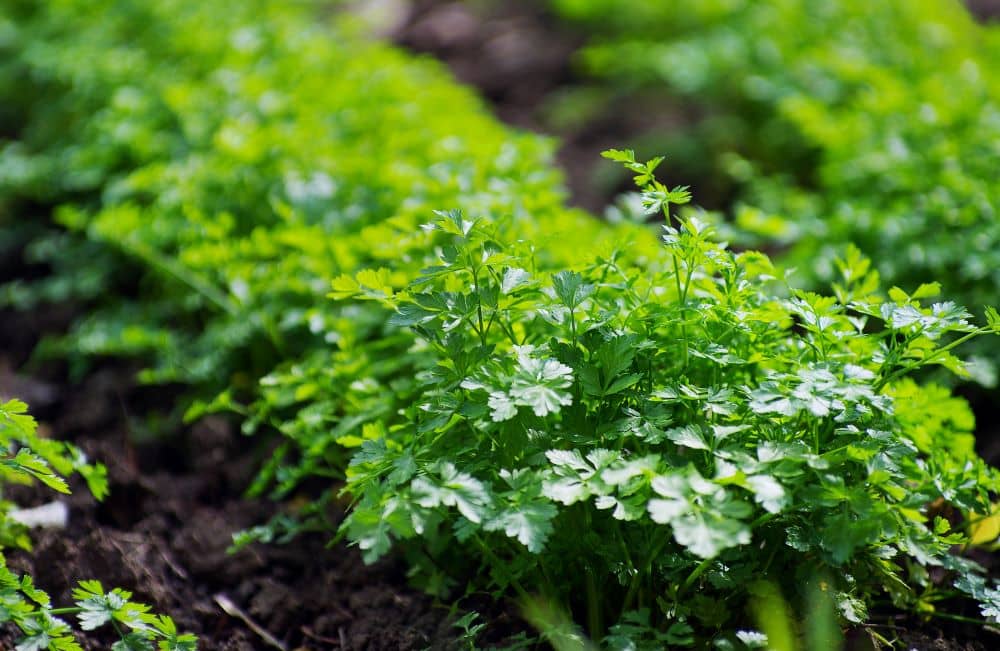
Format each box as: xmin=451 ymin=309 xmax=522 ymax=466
xmin=498 ymin=318 xmax=520 ymax=346
xmin=582 ymin=509 xmax=602 ymax=639
xmin=749 ymin=512 xmax=779 ymax=529
xmin=622 ymin=531 xmax=672 ymax=616
xmin=473 ymin=534 xmax=531 ymax=602
xmin=679 ymin=259 xmax=693 ymax=306
xmin=680 ymin=556 xmax=713 ymax=594
xmin=922 ymin=610 xmax=993 ymax=627
xmin=586 ymin=564 xmax=602 ymax=642
xmin=123 ymin=239 xmax=238 ymax=317
xmin=875 ymin=328 xmax=987 ymax=391
xmin=670 ymin=257 xmax=690 ymax=370
xmin=621 ymin=578 xmax=641 ymax=619
xmin=570 ymin=306 xmax=578 ymax=348
xmin=473 ymin=267 xmax=487 ymax=347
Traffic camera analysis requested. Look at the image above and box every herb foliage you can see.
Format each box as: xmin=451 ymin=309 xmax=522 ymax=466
xmin=0 ymin=400 xmax=196 ymax=650
xmin=0 ymin=0 xmax=622 ymax=398
xmin=4 ymin=0 xmax=1000 ymax=644
xmin=332 ymin=152 xmax=1000 ymax=644
xmin=550 ymin=0 xmax=1000 ymax=377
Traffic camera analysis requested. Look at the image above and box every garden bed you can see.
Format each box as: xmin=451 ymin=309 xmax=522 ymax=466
xmin=3 ymin=2 xmax=1000 ymax=649
xmin=1 ymin=242 xmax=995 ymax=650
xmin=0 ymin=306 xmax=482 ymax=650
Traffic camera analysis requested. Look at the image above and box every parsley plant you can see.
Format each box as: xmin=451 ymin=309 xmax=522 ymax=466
xmin=333 ymin=152 xmax=1000 ymax=645
xmin=0 ymin=400 xmax=196 ymax=650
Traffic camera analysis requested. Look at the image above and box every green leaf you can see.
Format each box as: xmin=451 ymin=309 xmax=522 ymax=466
xmin=75 ymin=588 xmax=123 ymax=630
xmin=160 ymin=634 xmax=198 ymax=651
xmin=387 ymin=304 xmax=437 ymax=327
xmin=552 ymin=271 xmax=594 ymax=310
xmin=485 ymin=501 xmax=557 ymax=553
xmin=412 ymin=463 xmax=491 ymax=524
xmin=672 ymin=512 xmax=751 ymax=559
xmin=112 ymin=633 xmax=155 ymax=651
xmin=7 ymin=448 xmax=71 ymax=494
xmin=501 ymin=268 xmax=533 ymax=294
xmin=666 ymin=426 xmax=710 ymax=451
xmin=745 ymin=475 xmax=787 ymax=514
xmin=15 ymin=634 xmax=51 ymax=651
xmin=428 ymin=209 xmax=477 ymax=238
xmin=986 ymin=306 xmax=1000 ymax=331
xmin=600 ymin=149 xmax=636 ymax=164
xmin=912 ymin=282 xmax=941 ymax=299
xmin=508 ymin=349 xmax=574 ymax=417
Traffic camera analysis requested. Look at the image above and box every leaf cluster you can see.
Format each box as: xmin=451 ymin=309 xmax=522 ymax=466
xmin=0 ymin=400 xmax=197 ymax=650
xmin=0 ymin=571 xmax=197 ymax=651
xmin=549 ymin=0 xmax=1000 ymax=376
xmin=4 ymin=0 xmax=1000 ymax=645
xmin=0 ymin=0 xmax=623 ymax=401
xmin=0 ymin=399 xmax=106 ymax=548
xmin=332 ymin=154 xmax=1000 ymax=644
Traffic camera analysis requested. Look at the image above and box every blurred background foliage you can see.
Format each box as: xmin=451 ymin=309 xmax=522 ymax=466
xmin=548 ymin=0 xmax=1000 ymax=357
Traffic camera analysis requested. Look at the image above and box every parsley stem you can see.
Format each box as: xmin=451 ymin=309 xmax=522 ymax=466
xmin=921 ymin=610 xmax=993 ymax=626
xmin=623 ymin=531 xmax=672 ymax=616
xmin=671 ymin=255 xmax=689 ymax=369
xmin=749 ymin=512 xmax=778 ymax=529
xmin=120 ymin=238 xmax=239 ymax=317
xmin=621 ymin=578 xmax=640 ymax=618
xmin=874 ymin=328 xmax=986 ymax=391
xmin=498 ymin=318 xmax=520 ymax=346
xmin=473 ymin=267 xmax=487 ymax=347
xmin=570 ymin=306 xmax=578 ymax=348
xmin=472 ymin=534 xmax=530 ymax=602
xmin=585 ymin=564 xmax=602 ymax=641
xmin=680 ymin=556 xmax=713 ymax=594
xmin=48 ymin=607 xmax=81 ymax=615
xmin=615 ymin=523 xmax=636 ymax=577
xmin=582 ymin=509 xmax=603 ymax=639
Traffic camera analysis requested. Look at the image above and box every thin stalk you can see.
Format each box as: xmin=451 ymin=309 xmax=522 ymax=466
xmin=570 ymin=306 xmax=578 ymax=349
xmin=875 ymin=328 xmax=987 ymax=391
xmin=473 ymin=267 xmax=487 ymax=347
xmin=679 ymin=258 xmax=694 ymax=305
xmin=749 ymin=512 xmax=779 ymax=529
xmin=585 ymin=565 xmax=602 ymax=642
xmin=680 ymin=556 xmax=713 ymax=594
xmin=498 ymin=318 xmax=521 ymax=346
xmin=582 ymin=509 xmax=603 ymax=639
xmin=671 ymin=256 xmax=689 ymax=369
xmin=473 ymin=534 xmax=531 ymax=602
xmin=622 ymin=531 xmax=672 ymax=617
xmin=922 ymin=610 xmax=994 ymax=626
xmin=621 ymin=579 xmax=641 ymax=619
xmin=124 ymin=239 xmax=238 ymax=317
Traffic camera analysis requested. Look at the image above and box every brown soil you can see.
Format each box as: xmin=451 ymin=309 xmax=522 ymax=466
xmin=0 ymin=323 xmax=470 ymax=650
xmin=967 ymin=0 xmax=1000 ymax=20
